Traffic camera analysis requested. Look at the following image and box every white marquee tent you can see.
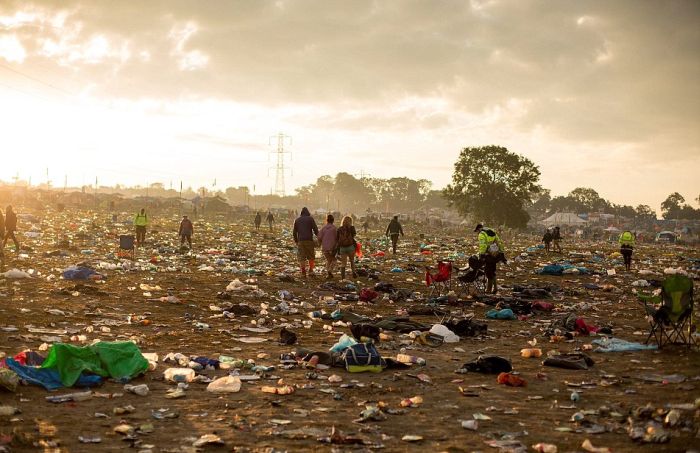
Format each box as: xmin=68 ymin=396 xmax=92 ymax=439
xmin=539 ymin=212 xmax=588 ymax=227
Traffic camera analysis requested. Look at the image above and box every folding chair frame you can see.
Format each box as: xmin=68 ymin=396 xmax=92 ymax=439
xmin=640 ymin=277 xmax=697 ymax=349
xmin=426 ymin=261 xmax=453 ymax=297
xmin=118 ymin=234 xmax=136 ymax=261
xmin=455 ymin=266 xmax=487 ymax=299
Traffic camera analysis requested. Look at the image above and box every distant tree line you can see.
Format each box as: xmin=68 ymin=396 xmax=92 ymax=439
xmin=442 ymin=145 xmax=700 ymax=229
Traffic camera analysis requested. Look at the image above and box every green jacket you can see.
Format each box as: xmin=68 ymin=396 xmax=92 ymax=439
xmin=134 ymin=212 xmax=148 ymax=227
xmin=619 ymin=231 xmax=635 ymax=247
xmin=478 ymin=227 xmax=503 ymax=254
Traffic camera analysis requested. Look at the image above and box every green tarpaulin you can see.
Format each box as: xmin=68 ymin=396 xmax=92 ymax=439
xmin=41 ymin=341 xmax=148 ymax=387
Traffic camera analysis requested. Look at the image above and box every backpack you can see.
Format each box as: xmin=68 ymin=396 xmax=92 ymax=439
xmin=342 ymin=343 xmax=385 ymax=373
xmin=338 ymin=227 xmax=354 ymax=247
xmin=487 ymin=242 xmax=500 ymax=256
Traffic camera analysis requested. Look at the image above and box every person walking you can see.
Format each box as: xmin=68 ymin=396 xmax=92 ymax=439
xmin=317 ymin=214 xmax=338 ymax=279
xmin=474 ymin=223 xmax=506 ymax=294
xmin=542 ymin=228 xmax=553 ymax=253
xmin=134 ymin=208 xmax=148 ymax=246
xmin=266 ymin=211 xmax=275 ymax=231
xmin=385 ymin=215 xmax=404 ymax=254
xmin=618 ymin=230 xmax=635 ymax=271
xmin=293 ymin=207 xmax=319 ymax=277
xmin=336 ymin=216 xmax=358 ymax=280
xmin=552 ymin=226 xmax=562 ymax=253
xmin=254 ymin=212 xmax=262 ymax=230
xmin=179 ymin=215 xmax=194 ymax=249
xmin=2 ymin=205 xmax=19 ymax=252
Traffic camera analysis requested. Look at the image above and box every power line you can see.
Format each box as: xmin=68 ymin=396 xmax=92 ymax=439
xmin=0 ymin=80 xmax=55 ymax=102
xmin=0 ymin=61 xmax=75 ymax=97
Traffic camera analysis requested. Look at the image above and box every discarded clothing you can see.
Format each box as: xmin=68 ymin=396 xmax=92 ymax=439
xmin=543 ymin=353 xmax=595 ymax=370
xmin=13 ymin=351 xmax=45 ymax=366
xmin=531 ymin=301 xmax=554 ymax=312
xmin=486 ymin=308 xmax=516 ymax=320
xmin=459 ymin=355 xmax=512 ymax=374
xmin=537 ymin=264 xmax=590 ymax=276
xmin=371 ymin=317 xmax=430 ymax=333
xmin=592 ymin=337 xmax=658 ymax=353
xmin=359 ymin=288 xmax=379 ymax=302
xmin=61 ymin=266 xmax=99 ymax=280
xmin=445 ymin=318 xmax=487 ymax=337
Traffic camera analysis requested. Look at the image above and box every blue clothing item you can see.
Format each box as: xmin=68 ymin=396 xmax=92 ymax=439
xmin=5 ymin=358 xmax=102 ymax=390
xmin=292 ymin=207 xmax=319 ymax=242
xmin=62 ymin=266 xmax=98 ymax=280
xmin=538 ymin=264 xmax=564 ymax=275
xmin=592 ymin=338 xmax=658 ymax=353
xmin=486 ymin=308 xmax=516 ymax=320
xmin=537 ymin=264 xmax=590 ymax=276
xmin=191 ymin=356 xmax=220 ymax=369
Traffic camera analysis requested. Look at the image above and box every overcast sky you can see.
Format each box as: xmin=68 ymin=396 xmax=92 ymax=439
xmin=0 ymin=0 xmax=698 ymax=210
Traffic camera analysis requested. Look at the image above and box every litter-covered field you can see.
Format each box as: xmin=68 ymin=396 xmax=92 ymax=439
xmin=1 ymin=208 xmax=699 ymax=453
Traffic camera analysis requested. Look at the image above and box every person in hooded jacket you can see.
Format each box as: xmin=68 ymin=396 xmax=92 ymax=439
xmin=293 ymin=207 xmax=319 ymax=277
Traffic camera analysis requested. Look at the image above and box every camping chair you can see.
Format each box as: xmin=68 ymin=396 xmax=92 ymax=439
xmin=118 ymin=234 xmax=136 ymax=260
xmin=639 ymin=274 xmax=696 ymax=348
xmin=425 ymin=261 xmax=453 ymax=297
xmin=455 ymin=255 xmax=487 ymax=298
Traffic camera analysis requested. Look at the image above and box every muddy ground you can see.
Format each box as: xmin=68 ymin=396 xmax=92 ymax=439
xmin=0 ymin=208 xmax=699 ymax=452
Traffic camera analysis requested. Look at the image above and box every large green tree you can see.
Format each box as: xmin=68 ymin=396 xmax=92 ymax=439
xmin=443 ymin=145 xmax=541 ymax=228
xmin=635 ymin=204 xmax=656 ymax=220
xmin=568 ymin=187 xmax=609 ymax=212
xmin=661 ymin=192 xmax=685 ymax=219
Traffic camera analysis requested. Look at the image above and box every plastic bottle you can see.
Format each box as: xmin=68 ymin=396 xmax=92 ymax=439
xmin=396 ymin=354 xmax=426 ymax=366
xmin=520 ymin=348 xmax=543 ymax=358
xmin=163 ymin=368 xmax=195 ymax=383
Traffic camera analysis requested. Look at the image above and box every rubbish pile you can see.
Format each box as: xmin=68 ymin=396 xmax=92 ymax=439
xmin=0 ymin=207 xmax=698 ymax=451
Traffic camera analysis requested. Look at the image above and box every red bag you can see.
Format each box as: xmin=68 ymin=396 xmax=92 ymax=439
xmin=359 ymin=288 xmax=379 ymax=302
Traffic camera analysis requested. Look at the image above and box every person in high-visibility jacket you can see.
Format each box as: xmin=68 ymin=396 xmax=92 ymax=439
xmin=474 ymin=224 xmax=506 ymax=294
xmin=134 ymin=208 xmax=148 ymax=246
xmin=618 ymin=230 xmax=635 ymax=271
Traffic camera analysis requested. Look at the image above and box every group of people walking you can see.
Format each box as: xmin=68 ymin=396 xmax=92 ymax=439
xmin=253 ymin=211 xmax=275 ymax=231
xmin=291 ymin=209 xmax=405 ymax=280
xmin=542 ymin=226 xmax=562 ymax=253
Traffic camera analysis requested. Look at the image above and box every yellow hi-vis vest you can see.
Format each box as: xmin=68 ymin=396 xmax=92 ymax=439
xmin=134 ymin=213 xmax=148 ymax=227
xmin=478 ymin=227 xmax=503 ymax=254
xmin=619 ymin=231 xmax=634 ymax=247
